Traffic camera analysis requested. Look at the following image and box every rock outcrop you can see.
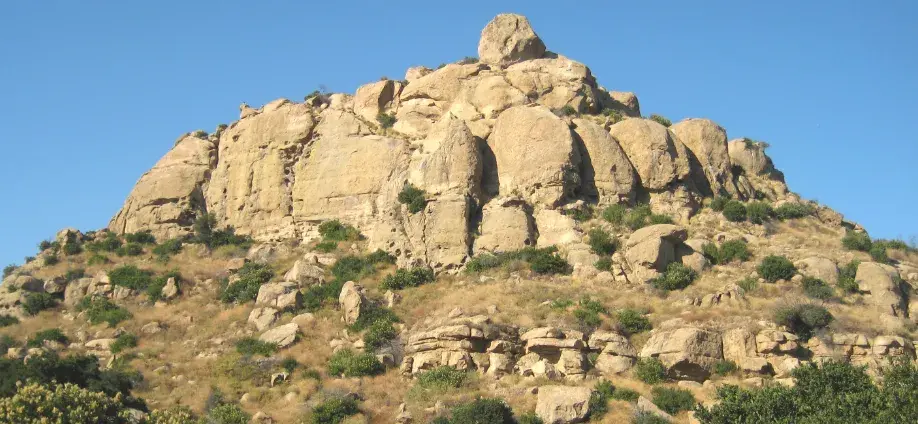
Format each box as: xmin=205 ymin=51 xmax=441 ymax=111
xmin=478 ymin=14 xmax=546 ymax=67
xmin=535 ymin=386 xmax=592 ymax=424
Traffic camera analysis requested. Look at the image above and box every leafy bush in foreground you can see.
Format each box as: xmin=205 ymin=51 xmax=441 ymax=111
xmin=23 ymin=292 xmax=58 ymax=316
xmin=651 ymin=386 xmax=696 ymax=414
xmin=310 ymin=396 xmax=360 ymax=424
xmin=448 ymin=398 xmax=515 ymax=424
xmin=702 ymin=239 xmax=751 ymax=265
xmin=415 ymin=366 xmax=469 ymax=390
xmin=465 ymin=246 xmax=570 ymax=275
xmin=722 ymin=200 xmax=747 ymax=222
xmin=0 ymin=382 xmax=131 ymax=423
xmin=381 ymin=267 xmax=434 ymax=290
xmin=635 ymin=357 xmax=667 ymax=384
xmin=27 ymin=328 xmax=68 ymax=348
xmin=802 ymin=276 xmax=834 ymax=300
xmin=616 ymin=308 xmax=652 ymax=335
xmin=757 ymin=255 xmax=796 ymax=282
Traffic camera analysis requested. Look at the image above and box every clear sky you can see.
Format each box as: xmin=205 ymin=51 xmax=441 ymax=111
xmin=1 ymin=1 xmax=916 ymax=268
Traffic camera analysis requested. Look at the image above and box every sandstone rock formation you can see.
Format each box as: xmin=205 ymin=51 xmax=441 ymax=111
xmin=478 ymin=14 xmax=546 ymax=67
xmin=535 ymin=386 xmax=592 ymax=424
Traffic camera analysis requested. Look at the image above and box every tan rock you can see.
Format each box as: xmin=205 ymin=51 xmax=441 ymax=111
xmin=535 ymin=210 xmax=579 ymax=248
xmin=256 ymin=282 xmax=302 ymax=311
xmin=639 ymin=327 xmax=723 ymax=381
xmin=478 ymin=14 xmax=546 ymax=67
xmin=796 ymin=257 xmax=839 ymax=285
xmin=259 ymin=323 xmax=298 ymax=348
xmin=609 ymin=118 xmax=690 ymax=190
xmin=474 ymin=197 xmax=535 ymax=253
xmin=248 ymin=307 xmax=279 ymax=331
xmin=856 ymin=262 xmax=907 ymax=317
xmin=110 ymin=134 xmax=216 ymax=240
xmin=536 ymin=386 xmax=592 ymax=424
xmin=405 ymin=66 xmax=431 ymax=82
xmin=353 ymin=79 xmax=402 ymax=123
xmin=636 ymin=396 xmax=673 ymax=421
xmin=571 ymin=118 xmax=636 ymax=202
xmin=489 ymin=105 xmax=580 ymax=206
xmin=505 ymin=56 xmax=597 ymax=112
xmin=283 ymin=260 xmax=325 ymax=286
xmin=339 ymin=281 xmax=365 ymax=325
xmin=670 ymin=118 xmax=738 ymax=197
xmin=161 ymin=277 xmax=179 ymax=300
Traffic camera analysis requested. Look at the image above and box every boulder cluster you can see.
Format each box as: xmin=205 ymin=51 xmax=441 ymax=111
xmin=109 ymin=14 xmax=791 ymax=272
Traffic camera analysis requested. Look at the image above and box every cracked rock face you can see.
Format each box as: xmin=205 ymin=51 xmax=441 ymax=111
xmin=478 ymin=14 xmax=546 ymax=67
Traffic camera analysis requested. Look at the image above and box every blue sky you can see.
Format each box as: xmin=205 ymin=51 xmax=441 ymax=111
xmin=1 ymin=1 xmax=916 ymax=267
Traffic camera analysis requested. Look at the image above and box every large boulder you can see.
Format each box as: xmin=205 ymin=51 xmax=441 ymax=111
xmin=796 ymin=257 xmax=839 ymax=285
xmin=283 ymin=260 xmax=325 ymax=286
xmin=489 ymin=105 xmax=580 ymax=207
xmin=248 ymin=307 xmax=279 ymax=331
xmin=856 ymin=262 xmax=907 ymax=318
xmin=259 ymin=323 xmax=298 ymax=348
xmin=339 ymin=282 xmax=366 ymax=325
xmin=588 ymin=331 xmax=637 ymax=374
xmin=536 ymin=386 xmax=592 ymax=424
xmin=609 ymin=119 xmax=690 ymax=190
xmin=408 ymin=116 xmax=483 ymax=200
xmin=8 ymin=275 xmax=44 ymax=292
xmin=624 ymin=224 xmax=689 ymax=281
xmin=505 ymin=56 xmax=598 ymax=112
xmin=639 ymin=327 xmax=723 ymax=381
xmin=110 ymin=133 xmax=216 ymax=240
xmin=474 ymin=197 xmax=536 ymax=253
xmin=255 ymin=282 xmax=302 ymax=311
xmin=571 ymin=118 xmax=636 ymax=202
xmin=353 ymin=79 xmax=402 ymax=123
xmin=670 ymin=118 xmax=738 ymax=197
xmin=727 ymin=138 xmax=788 ymax=200
xmin=205 ymin=101 xmax=316 ymax=240
xmin=477 ymin=14 xmax=546 ymax=67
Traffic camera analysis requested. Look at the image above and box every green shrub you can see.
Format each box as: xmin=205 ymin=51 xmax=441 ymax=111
xmin=381 ymin=267 xmax=435 ymax=290
xmin=573 ymin=297 xmax=607 ymax=330
xmin=594 ymin=257 xmax=612 ymax=271
xmin=703 ymin=239 xmax=751 ymax=265
xmin=746 ymin=201 xmax=774 ymax=224
xmin=602 ymin=204 xmax=627 ymax=225
xmin=109 ymin=265 xmax=154 ymax=290
xmin=24 ymin=256 xmax=35 ymax=264
xmin=0 ymin=352 xmax=140 ymax=402
xmin=588 ymin=228 xmax=618 ymax=255
xmin=774 ymin=303 xmax=833 ymax=340
xmin=62 ymin=242 xmax=82 ymax=256
xmin=209 ymin=227 xmax=253 ymax=249
xmin=318 ymin=220 xmax=360 ymax=242
xmin=529 ymin=250 xmax=571 ymax=275
xmin=587 ymin=380 xmax=615 ymax=419
xmin=516 ymin=412 xmax=544 ymax=424
xmin=152 ymin=238 xmax=183 ymax=259
xmin=23 ymin=292 xmax=58 ymax=316
xmin=0 ymin=335 xmax=15 ymax=352
xmin=465 ymin=254 xmax=504 ymax=273
xmin=398 ymin=184 xmax=427 ymax=213
xmin=709 ymin=196 xmax=730 ymax=212
xmin=623 ymin=205 xmax=652 ymax=230
xmin=310 ymin=396 xmax=360 ymax=424
xmin=465 ymin=247 xmax=570 ymax=275
xmin=650 ymin=262 xmax=697 ymax=291
xmin=377 ymin=112 xmax=397 ymax=129
xmin=206 ymin=403 xmax=250 ymax=424
xmin=27 ymin=328 xmax=69 ymax=348
xmin=560 ymin=105 xmax=578 ymax=116
xmin=0 ymin=314 xmax=19 ymax=328
xmin=695 ymin=360 xmax=918 ymax=424
xmin=279 ymin=357 xmax=299 ymax=374
xmin=147 ymin=271 xmax=181 ymax=302
xmin=651 ymin=386 xmax=696 ymax=414
xmin=601 ymin=108 xmax=624 ymax=124
xmin=757 ymin=255 xmax=797 ymax=282
xmin=327 ymin=349 xmax=384 ymax=377
xmin=363 ymin=319 xmax=398 ymax=351
xmin=331 ymin=254 xmax=386 ymax=282
xmin=869 ymin=244 xmax=889 ymax=263
xmin=649 ymin=114 xmax=671 ymax=127
xmin=722 ymin=200 xmax=747 ymax=222
xmin=38 ymin=240 xmax=53 ymax=252
xmin=648 ymin=214 xmax=674 ymax=225
xmin=64 ymin=268 xmax=85 ymax=282
xmin=314 ymin=240 xmax=337 ymax=253
xmin=115 ymin=242 xmax=144 ymax=257
xmin=85 ymin=233 xmax=122 ymax=253
xmin=837 ymin=260 xmax=860 ymax=293
xmin=612 ymin=388 xmax=640 ymax=402
xmin=0 ymin=382 xmax=131 ymax=423
xmin=842 ymin=231 xmax=872 ymax=252
xmin=147 ymin=406 xmax=202 ymax=424
xmin=449 ymin=398 xmax=515 ymax=424
xmin=43 ymin=254 xmax=59 ymax=266
xmin=303 ymin=279 xmax=346 ymax=312
xmin=616 ymin=309 xmax=652 ymax=335
xmin=87 ymin=254 xmax=109 ymax=266
xmin=124 ymin=230 xmax=156 ymax=244
xmin=565 ymin=205 xmax=593 ymax=222
xmin=416 ymin=366 xmax=469 ymax=390
xmin=635 ymin=357 xmax=667 ymax=384
xmin=2 ymin=264 xmax=16 ymax=278
xmin=737 ymin=276 xmax=758 ymax=293
xmin=774 ymin=202 xmax=815 ymax=220
xmin=802 ymin=276 xmax=834 ymax=300
xmin=220 ymin=263 xmax=274 ymax=304
xmin=235 ymin=337 xmax=278 ymax=357
xmin=110 ymin=333 xmax=138 ymax=355
xmin=77 ymin=296 xmax=132 ymax=326
xmin=632 ymin=412 xmax=669 ymax=424
xmin=714 ymin=360 xmax=738 ymax=376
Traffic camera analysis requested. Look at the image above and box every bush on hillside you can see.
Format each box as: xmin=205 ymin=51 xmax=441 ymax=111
xmin=573 ymin=296 xmax=607 ymax=330
xmin=746 ymin=201 xmax=774 ymax=224
xmin=314 ymin=240 xmax=337 ymax=253
xmin=635 ymin=357 xmax=667 ymax=384
xmin=318 ymin=220 xmax=360 ymax=242
xmin=381 ymin=267 xmax=435 ymax=290
xmin=206 ymin=403 xmax=249 ymax=424
xmin=721 ymin=200 xmax=747 ymax=222
xmin=588 ymin=228 xmax=618 ymax=255
xmin=327 ymin=349 xmax=384 ymax=377
xmin=0 ymin=314 xmax=19 ymax=328
xmin=465 ymin=247 xmax=570 ymax=275
xmin=124 ymin=230 xmax=156 ymax=244
xmin=448 ymin=398 xmax=515 ymax=424
xmin=842 ymin=231 xmax=872 ymax=252
xmin=601 ymin=204 xmax=626 ymax=224
xmin=0 ymin=352 xmax=140 ymax=401
xmin=802 ymin=276 xmax=834 ymax=300
xmin=774 ymin=202 xmax=815 ymax=220
xmin=147 ymin=271 xmax=181 ymax=302
xmin=774 ymin=303 xmax=833 ymax=340
xmin=2 ymin=264 xmax=16 ymax=278
xmin=77 ymin=296 xmax=132 ymax=327
xmin=594 ymin=257 xmax=613 ymax=271
xmin=87 ymin=254 xmax=109 ymax=266
xmin=310 ymin=397 xmax=360 ymax=424
xmin=110 ymin=333 xmax=138 ymax=355
xmin=23 ymin=292 xmax=58 ymax=316
xmin=709 ymin=196 xmax=730 ymax=212
xmin=398 ymin=184 xmax=427 ymax=213
xmin=651 ymin=386 xmax=696 ymax=414
xmin=616 ymin=309 xmax=652 ymax=335
xmin=0 ymin=382 xmax=131 ymax=423
xmin=415 ymin=366 xmax=469 ymax=390
xmin=27 ymin=328 xmax=69 ymax=348
xmin=650 ymin=262 xmax=697 ymax=291
xmin=587 ymin=380 xmax=615 ymax=419
xmin=64 ymin=268 xmax=85 ymax=282
xmin=714 ymin=360 xmax=738 ymax=376
xmin=85 ymin=233 xmax=122 ymax=253
xmin=837 ymin=260 xmax=860 ymax=293
xmin=869 ymin=244 xmax=889 ymax=263
xmin=702 ymin=239 xmax=751 ymax=265
xmin=152 ymin=238 xmax=183 ymax=260
xmin=115 ymin=242 xmax=144 ymax=257
xmin=108 ymin=265 xmax=154 ymax=290
xmin=377 ymin=112 xmax=397 ymax=129
xmin=649 ymin=114 xmax=671 ymax=127
xmin=220 ymin=263 xmax=274 ymax=304
xmin=565 ymin=205 xmax=593 ymax=222
xmin=43 ymin=254 xmax=59 ymax=266
xmin=235 ymin=337 xmax=278 ymax=357
xmin=757 ymin=255 xmax=797 ymax=282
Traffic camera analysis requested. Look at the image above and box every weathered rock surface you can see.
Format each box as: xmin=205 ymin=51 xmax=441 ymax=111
xmin=670 ymin=118 xmax=738 ymax=197
xmin=536 ymin=386 xmax=592 ymax=424
xmin=339 ymin=282 xmax=366 ymax=326
xmin=248 ymin=307 xmax=280 ymax=331
xmin=474 ymin=197 xmax=535 ymax=253
xmin=640 ymin=327 xmax=723 ymax=381
xmin=609 ymin=119 xmax=690 ymax=190
xmin=478 ymin=14 xmax=546 ymax=67
xmin=856 ymin=262 xmax=907 ymax=318
xmin=259 ymin=323 xmax=298 ymax=348
xmin=283 ymin=260 xmax=325 ymax=286
xmin=571 ymin=118 xmax=636 ymax=202
xmin=796 ymin=257 xmax=839 ymax=285
xmin=624 ymin=224 xmax=689 ymax=282
xmin=256 ymin=282 xmax=302 ymax=311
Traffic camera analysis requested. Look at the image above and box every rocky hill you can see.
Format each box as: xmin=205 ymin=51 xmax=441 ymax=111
xmin=1 ymin=13 xmax=917 ymax=424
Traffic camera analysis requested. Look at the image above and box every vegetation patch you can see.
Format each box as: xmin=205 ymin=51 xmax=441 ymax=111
xmin=594 ymin=257 xmax=612 ymax=271
xmin=721 ymin=200 xmax=747 ymax=222
xmin=444 ymin=398 xmax=515 ymax=424
xmin=774 ymin=303 xmax=833 ymax=340
xmin=774 ymin=202 xmax=815 ymax=220
xmin=466 ymin=246 xmax=570 ymax=275
xmin=0 ymin=314 xmax=19 ymax=328
xmin=318 ymin=220 xmax=360 ymax=242
xmin=381 ymin=267 xmax=435 ymax=290
xmin=110 ymin=333 xmax=138 ymax=355
xmin=635 ymin=357 xmax=667 ymax=384
xmin=327 ymin=349 xmax=384 ymax=377
xmin=310 ymin=396 xmax=360 ymax=424
xmin=415 ymin=366 xmax=469 ymax=391
xmin=235 ymin=337 xmax=278 ymax=357
xmin=115 ymin=242 xmax=144 ymax=257
xmin=841 ymin=231 xmax=872 ymax=252
xmin=746 ymin=201 xmax=774 ymax=224
xmin=757 ymin=255 xmax=797 ymax=282
xmin=27 ymin=328 xmax=69 ymax=348
xmin=77 ymin=296 xmax=132 ymax=327
xmin=23 ymin=292 xmax=58 ymax=316
xmin=108 ymin=265 xmax=154 ymax=290
xmin=648 ymin=114 xmax=671 ymax=127
xmin=616 ymin=308 xmax=652 ymax=335
xmin=124 ymin=230 xmax=156 ymax=244
xmin=152 ymin=238 xmax=183 ymax=261
xmin=220 ymin=262 xmax=274 ymax=304
xmin=837 ymin=260 xmax=860 ymax=293
xmin=377 ymin=112 xmax=397 ymax=129
xmin=588 ymin=228 xmax=618 ymax=255
xmin=651 ymin=386 xmax=696 ymax=414
xmin=147 ymin=271 xmax=181 ymax=302
xmin=714 ymin=360 xmax=738 ymax=376
xmin=802 ymin=276 xmax=834 ymax=300
xmin=573 ymin=296 xmax=607 ymax=330
xmin=650 ymin=262 xmax=697 ymax=291
xmin=398 ymin=184 xmax=427 ymax=213
xmin=702 ymin=239 xmax=751 ymax=265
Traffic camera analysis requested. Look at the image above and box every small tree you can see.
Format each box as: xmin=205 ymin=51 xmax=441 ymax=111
xmin=757 ymin=255 xmax=797 ymax=282
xmin=376 ymin=112 xmax=397 ymax=129
xmin=649 ymin=114 xmax=672 ymax=127
xmin=398 ymin=184 xmax=427 ymax=213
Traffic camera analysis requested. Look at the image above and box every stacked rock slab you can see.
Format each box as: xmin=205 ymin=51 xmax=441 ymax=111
xmin=401 ymin=315 xmax=520 ymax=377
xmin=109 ymin=13 xmax=794 ymax=271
